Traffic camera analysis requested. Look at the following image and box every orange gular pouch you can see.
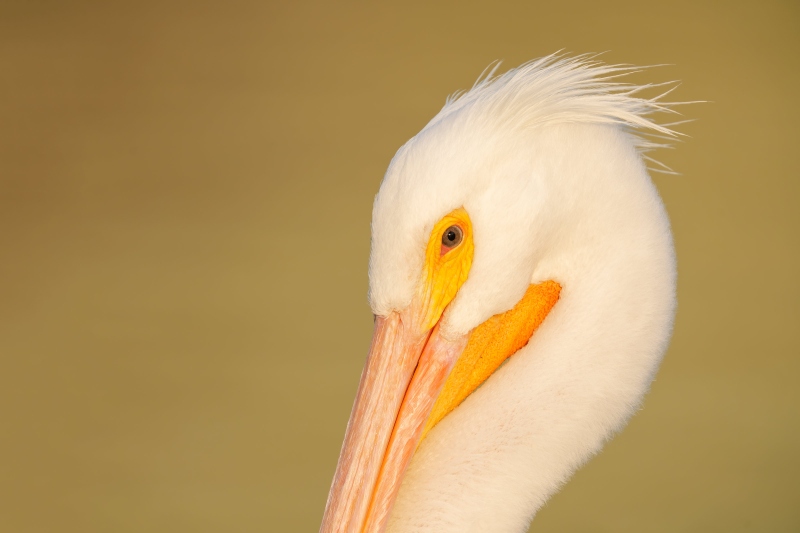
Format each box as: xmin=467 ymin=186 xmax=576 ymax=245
xmin=422 ymin=279 xmax=562 ymax=439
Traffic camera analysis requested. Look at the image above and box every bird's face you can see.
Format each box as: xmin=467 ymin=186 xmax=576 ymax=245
xmin=321 ymin=55 xmax=680 ymax=533
xmin=321 ymin=119 xmax=563 ymax=532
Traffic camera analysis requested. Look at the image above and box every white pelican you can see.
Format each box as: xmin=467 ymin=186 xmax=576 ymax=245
xmin=320 ymin=54 xmax=681 ymax=533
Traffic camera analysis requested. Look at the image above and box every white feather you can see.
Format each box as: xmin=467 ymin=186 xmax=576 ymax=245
xmin=367 ymin=54 xmax=679 ymax=532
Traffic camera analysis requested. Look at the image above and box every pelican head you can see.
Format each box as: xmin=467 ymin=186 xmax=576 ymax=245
xmin=320 ymin=54 xmax=679 ymax=533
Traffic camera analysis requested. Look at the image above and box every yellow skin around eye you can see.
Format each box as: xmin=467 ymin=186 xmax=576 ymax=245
xmin=413 ymin=208 xmax=475 ymax=332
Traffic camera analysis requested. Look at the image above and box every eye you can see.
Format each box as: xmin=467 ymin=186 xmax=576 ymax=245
xmin=441 ymin=225 xmax=463 ymax=249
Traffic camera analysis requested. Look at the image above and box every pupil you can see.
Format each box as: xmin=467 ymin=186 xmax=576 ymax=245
xmin=447 ymin=231 xmax=456 ymax=241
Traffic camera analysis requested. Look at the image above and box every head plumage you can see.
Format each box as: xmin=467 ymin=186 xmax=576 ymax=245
xmin=423 ymin=52 xmax=691 ymax=173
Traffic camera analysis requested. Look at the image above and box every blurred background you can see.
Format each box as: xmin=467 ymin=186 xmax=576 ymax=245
xmin=1 ymin=1 xmax=798 ymax=531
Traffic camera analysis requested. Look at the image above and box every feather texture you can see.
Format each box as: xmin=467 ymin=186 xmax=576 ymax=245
xmin=364 ymin=54 xmax=680 ymax=532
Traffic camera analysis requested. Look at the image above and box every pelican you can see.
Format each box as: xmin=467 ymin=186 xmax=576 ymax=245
xmin=320 ymin=54 xmax=682 ymax=533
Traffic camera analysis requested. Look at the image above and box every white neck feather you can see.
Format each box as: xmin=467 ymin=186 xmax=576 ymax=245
xmin=386 ymin=124 xmax=676 ymax=533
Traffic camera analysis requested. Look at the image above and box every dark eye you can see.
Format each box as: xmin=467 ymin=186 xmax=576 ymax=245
xmin=441 ymin=225 xmax=463 ymax=248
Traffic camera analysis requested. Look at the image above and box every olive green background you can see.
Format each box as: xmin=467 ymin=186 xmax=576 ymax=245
xmin=1 ymin=1 xmax=798 ymax=531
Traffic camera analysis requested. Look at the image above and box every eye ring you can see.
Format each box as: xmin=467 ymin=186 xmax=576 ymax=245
xmin=441 ymin=225 xmax=463 ymax=249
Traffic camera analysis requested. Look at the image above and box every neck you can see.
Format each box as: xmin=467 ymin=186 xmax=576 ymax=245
xmin=386 ymin=125 xmax=676 ymax=532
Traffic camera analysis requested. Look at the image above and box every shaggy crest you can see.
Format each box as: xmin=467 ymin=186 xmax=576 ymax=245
xmin=425 ymin=53 xmax=689 ymax=173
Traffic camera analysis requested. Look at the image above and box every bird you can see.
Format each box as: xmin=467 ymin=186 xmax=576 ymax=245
xmin=319 ymin=53 xmax=683 ymax=533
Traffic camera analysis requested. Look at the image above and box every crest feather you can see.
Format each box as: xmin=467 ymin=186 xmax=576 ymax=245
xmin=427 ymin=53 xmax=692 ymax=173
